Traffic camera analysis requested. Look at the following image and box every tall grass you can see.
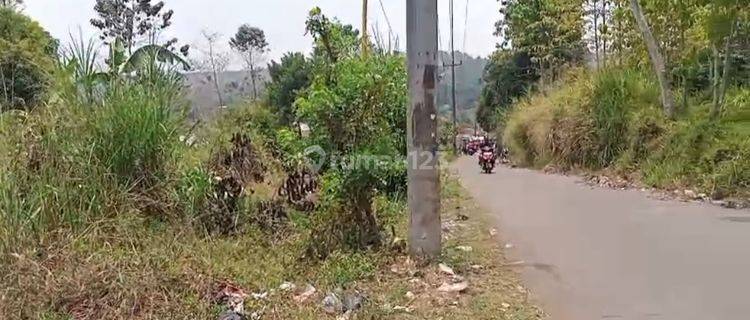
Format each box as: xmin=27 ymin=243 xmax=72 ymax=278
xmin=503 ymin=68 xmax=750 ymax=197
xmin=0 ymin=46 xmax=187 ymax=253
xmin=89 ymin=82 xmax=183 ymax=189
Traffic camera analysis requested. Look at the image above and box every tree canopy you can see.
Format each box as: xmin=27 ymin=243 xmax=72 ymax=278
xmin=0 ymin=7 xmax=56 ymax=110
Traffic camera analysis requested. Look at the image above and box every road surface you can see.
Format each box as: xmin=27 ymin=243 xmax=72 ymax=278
xmin=453 ymin=156 xmax=750 ymax=320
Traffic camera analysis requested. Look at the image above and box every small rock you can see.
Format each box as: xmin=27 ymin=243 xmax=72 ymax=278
xmin=437 ymin=281 xmax=469 ymax=293
xmin=279 ymin=282 xmax=296 ymax=292
xmin=470 ymin=264 xmax=484 ymax=270
xmin=293 ymin=284 xmax=317 ymax=303
xmin=456 ymin=245 xmax=473 ymax=252
xmin=322 ymin=292 xmax=343 ymax=314
xmin=457 ymin=213 xmax=469 ymax=221
xmin=501 ymin=302 xmax=511 ymax=308
xmin=489 ymin=228 xmax=498 ymax=236
xmin=504 ymin=243 xmax=514 ymax=249
xmin=343 ymin=291 xmax=364 ymax=312
xmin=438 ymin=263 xmax=455 ymax=275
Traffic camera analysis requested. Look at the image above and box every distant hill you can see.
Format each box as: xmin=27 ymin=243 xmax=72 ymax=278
xmin=436 ymin=51 xmax=488 ymax=124
xmin=183 ymin=51 xmax=487 ymax=123
xmin=183 ymin=70 xmax=268 ymax=121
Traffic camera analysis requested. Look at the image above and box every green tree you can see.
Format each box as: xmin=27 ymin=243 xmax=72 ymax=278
xmin=295 ymin=8 xmax=406 ymax=250
xmin=628 ymin=0 xmax=676 ymax=118
xmin=702 ymin=0 xmax=745 ymax=119
xmin=477 ymin=50 xmax=537 ymax=132
xmin=90 ymin=0 xmax=188 ymax=55
xmin=230 ymin=24 xmax=269 ymax=101
xmin=496 ymin=0 xmax=586 ymax=85
xmin=194 ymin=30 xmax=230 ymax=107
xmin=0 ymin=7 xmax=56 ymax=110
xmin=305 ymin=7 xmax=360 ymax=65
xmin=296 ymin=53 xmax=408 ymax=251
xmin=0 ymin=0 xmax=22 ymax=9
xmin=266 ymin=52 xmax=311 ymax=126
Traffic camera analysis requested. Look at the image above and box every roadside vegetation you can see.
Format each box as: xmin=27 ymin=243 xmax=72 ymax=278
xmin=480 ymin=0 xmax=749 ymax=200
xmin=0 ymin=2 xmax=539 ymax=319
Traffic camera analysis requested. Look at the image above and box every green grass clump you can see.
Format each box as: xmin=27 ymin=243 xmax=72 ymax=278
xmin=89 ymin=83 xmax=183 ymax=189
xmin=319 ymin=251 xmax=377 ymax=287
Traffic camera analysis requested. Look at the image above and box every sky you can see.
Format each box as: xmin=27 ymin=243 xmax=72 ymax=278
xmin=22 ymin=0 xmax=501 ymax=64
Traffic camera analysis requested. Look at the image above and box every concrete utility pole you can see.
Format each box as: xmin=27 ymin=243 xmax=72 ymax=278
xmin=406 ymin=0 xmax=441 ymax=259
xmin=446 ymin=0 xmax=463 ymax=154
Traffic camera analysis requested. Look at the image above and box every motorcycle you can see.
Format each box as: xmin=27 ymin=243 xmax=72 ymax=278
xmin=466 ymin=142 xmax=478 ymax=156
xmin=478 ymin=149 xmax=496 ymax=174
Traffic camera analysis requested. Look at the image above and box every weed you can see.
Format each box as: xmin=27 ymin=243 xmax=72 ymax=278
xmin=319 ymin=251 xmax=377 ymax=288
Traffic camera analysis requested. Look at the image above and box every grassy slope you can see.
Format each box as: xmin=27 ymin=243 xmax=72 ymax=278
xmin=502 ymin=69 xmax=750 ymax=199
xmin=0 ymin=89 xmax=539 ymax=318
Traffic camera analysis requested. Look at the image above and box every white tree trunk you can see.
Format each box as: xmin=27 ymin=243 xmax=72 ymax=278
xmin=629 ymin=0 xmax=675 ymax=119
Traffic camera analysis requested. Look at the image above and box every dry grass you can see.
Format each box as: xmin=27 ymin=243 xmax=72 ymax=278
xmin=0 ymin=175 xmax=542 ymax=320
xmin=355 ymin=176 xmax=543 ymax=320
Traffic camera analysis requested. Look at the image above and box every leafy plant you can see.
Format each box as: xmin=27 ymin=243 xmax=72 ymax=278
xmin=0 ymin=7 xmax=56 ymax=110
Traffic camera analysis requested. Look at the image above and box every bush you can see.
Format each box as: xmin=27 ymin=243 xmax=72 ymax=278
xmin=0 ymin=103 xmax=114 ymax=253
xmin=294 ymin=52 xmax=408 ymax=256
xmin=0 ymin=66 xmax=188 ymax=252
xmin=0 ymin=8 xmax=57 ymax=110
xmin=89 ymin=83 xmax=183 ymax=190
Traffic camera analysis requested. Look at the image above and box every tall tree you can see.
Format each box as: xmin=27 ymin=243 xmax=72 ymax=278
xmin=628 ymin=0 xmax=676 ymax=119
xmin=230 ymin=25 xmax=269 ymax=101
xmin=266 ymin=52 xmax=311 ymax=126
xmin=305 ymin=7 xmax=360 ymax=64
xmin=90 ymin=0 xmax=188 ymax=55
xmin=478 ymin=50 xmax=537 ymax=132
xmin=0 ymin=0 xmax=22 ymax=9
xmin=194 ymin=30 xmax=230 ymax=107
xmin=707 ymin=0 xmax=742 ymax=119
xmin=496 ymin=0 xmax=585 ymax=85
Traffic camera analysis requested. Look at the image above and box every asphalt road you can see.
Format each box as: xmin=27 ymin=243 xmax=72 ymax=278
xmin=453 ymin=156 xmax=750 ymax=320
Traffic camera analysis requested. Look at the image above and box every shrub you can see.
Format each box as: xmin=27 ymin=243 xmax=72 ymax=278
xmin=588 ymin=71 xmax=632 ymax=165
xmin=88 ymin=83 xmax=183 ymax=190
xmin=0 ymin=8 xmax=57 ymax=110
xmin=294 ymin=52 xmax=408 ymax=256
xmin=0 ymin=104 xmax=114 ymax=253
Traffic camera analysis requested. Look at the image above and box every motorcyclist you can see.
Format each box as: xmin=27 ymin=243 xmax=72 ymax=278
xmin=477 ymin=138 xmax=496 ymax=164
